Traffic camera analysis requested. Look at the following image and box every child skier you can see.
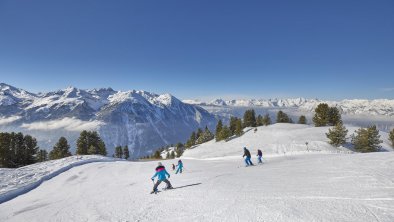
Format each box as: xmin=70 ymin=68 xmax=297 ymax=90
xmin=175 ymin=159 xmax=183 ymax=174
xmin=257 ymin=149 xmax=263 ymax=164
xmin=151 ymin=162 xmax=173 ymax=194
xmin=172 ymin=163 xmax=176 ymax=171
xmin=243 ymin=147 xmax=254 ymax=166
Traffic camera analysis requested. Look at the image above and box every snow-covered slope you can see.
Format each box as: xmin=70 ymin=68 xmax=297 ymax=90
xmin=0 ymin=155 xmax=118 ymax=204
xmin=0 ymin=83 xmax=217 ymax=157
xmin=1 ymin=153 xmax=394 ymax=221
xmin=183 ymin=123 xmax=393 ymax=159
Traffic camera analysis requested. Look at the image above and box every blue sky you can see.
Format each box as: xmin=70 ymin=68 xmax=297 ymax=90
xmin=0 ymin=0 xmax=393 ymax=100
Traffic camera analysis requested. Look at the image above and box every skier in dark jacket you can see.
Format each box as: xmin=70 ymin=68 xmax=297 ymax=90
xmin=257 ymin=149 xmax=263 ymax=164
xmin=151 ymin=162 xmax=173 ymax=193
xmin=243 ymin=147 xmax=254 ymax=166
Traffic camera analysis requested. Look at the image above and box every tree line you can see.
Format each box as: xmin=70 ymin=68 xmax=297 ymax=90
xmin=0 ymin=130 xmax=133 ymax=168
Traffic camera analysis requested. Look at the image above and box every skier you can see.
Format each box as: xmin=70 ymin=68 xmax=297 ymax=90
xmin=172 ymin=163 xmax=176 ymax=171
xmin=175 ymin=159 xmax=183 ymax=174
xmin=243 ymin=147 xmax=254 ymax=166
xmin=257 ymin=149 xmax=263 ymax=164
xmin=151 ymin=162 xmax=173 ymax=194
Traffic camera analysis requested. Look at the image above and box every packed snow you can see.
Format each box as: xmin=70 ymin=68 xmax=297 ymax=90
xmin=1 ymin=124 xmax=394 ymax=221
xmin=0 ymin=154 xmax=394 ymax=221
xmin=183 ymin=124 xmax=393 ymax=160
xmin=0 ymin=155 xmax=119 ymax=204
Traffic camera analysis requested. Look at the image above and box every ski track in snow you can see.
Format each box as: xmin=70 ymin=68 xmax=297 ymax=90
xmin=0 ymin=153 xmax=394 ymax=222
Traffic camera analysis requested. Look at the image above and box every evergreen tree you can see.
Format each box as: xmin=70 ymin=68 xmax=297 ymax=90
xmin=0 ymin=132 xmax=39 ymax=168
xmin=175 ymin=143 xmax=184 ymax=157
xmin=229 ymin=117 xmax=238 ymax=135
xmin=196 ymin=128 xmax=203 ymax=139
xmin=298 ymin=115 xmax=307 ymax=124
xmin=88 ymin=145 xmax=97 ymax=155
xmin=262 ymin=114 xmax=271 ymax=126
xmin=153 ymin=150 xmax=162 ymax=159
xmin=235 ymin=118 xmax=243 ymax=136
xmin=351 ymin=125 xmax=383 ymax=152
xmin=123 ymin=146 xmax=130 ymax=159
xmin=22 ymin=134 xmax=39 ymax=165
xmin=276 ymin=111 xmax=291 ymax=123
xmin=243 ymin=109 xmax=257 ymax=127
xmin=49 ymin=137 xmax=72 ymax=160
xmin=196 ymin=126 xmax=214 ymax=144
xmin=76 ymin=131 xmax=107 ymax=156
xmin=186 ymin=131 xmax=197 ymax=148
xmin=313 ymin=103 xmax=330 ymax=126
xmin=328 ymin=107 xmax=341 ymax=126
xmin=76 ymin=130 xmax=89 ymax=155
xmin=36 ymin=149 xmax=48 ymax=162
xmin=389 ymin=128 xmax=394 ymax=148
xmin=256 ymin=114 xmax=263 ymax=126
xmin=218 ymin=125 xmax=231 ymax=141
xmin=215 ymin=120 xmax=223 ymax=141
xmin=326 ymin=121 xmax=348 ymax=147
xmin=115 ymin=146 xmax=123 ymax=158
xmin=170 ymin=151 xmax=176 ymax=159
xmin=165 ymin=152 xmax=170 ymax=159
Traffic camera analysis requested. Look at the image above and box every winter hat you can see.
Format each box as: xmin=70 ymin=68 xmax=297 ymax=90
xmin=243 ymin=147 xmax=246 ymax=149
xmin=158 ymin=162 xmax=163 ymax=166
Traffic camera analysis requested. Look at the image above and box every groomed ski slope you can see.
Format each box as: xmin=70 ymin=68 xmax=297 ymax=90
xmin=182 ymin=124 xmax=393 ymax=159
xmin=0 ymin=124 xmax=393 ymax=221
xmin=0 ymin=154 xmax=394 ymax=222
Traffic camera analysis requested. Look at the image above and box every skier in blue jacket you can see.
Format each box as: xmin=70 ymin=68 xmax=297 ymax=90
xmin=151 ymin=162 xmax=173 ymax=193
xmin=175 ymin=159 xmax=183 ymax=174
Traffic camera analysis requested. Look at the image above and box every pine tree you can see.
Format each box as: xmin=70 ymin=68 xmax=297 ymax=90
xmin=235 ymin=118 xmax=243 ymax=136
xmin=76 ymin=130 xmax=89 ymax=155
xmin=170 ymin=151 xmax=176 ymax=159
xmin=196 ymin=126 xmax=214 ymax=144
xmin=49 ymin=137 xmax=72 ymax=160
xmin=215 ymin=120 xmax=223 ymax=141
xmin=243 ymin=109 xmax=257 ymax=127
xmin=256 ymin=114 xmax=263 ymax=126
xmin=175 ymin=143 xmax=184 ymax=157
xmin=276 ymin=111 xmax=291 ymax=123
xmin=313 ymin=103 xmax=330 ymax=126
xmin=262 ymin=114 xmax=271 ymax=126
xmin=76 ymin=131 xmax=107 ymax=156
xmin=22 ymin=134 xmax=39 ymax=166
xmin=298 ymin=115 xmax=307 ymax=124
xmin=326 ymin=121 xmax=348 ymax=147
xmin=0 ymin=132 xmax=39 ymax=168
xmin=218 ymin=125 xmax=231 ymax=141
xmin=88 ymin=145 xmax=97 ymax=155
xmin=123 ymin=146 xmax=130 ymax=159
xmin=115 ymin=146 xmax=123 ymax=158
xmin=229 ymin=117 xmax=238 ymax=135
xmin=351 ymin=125 xmax=383 ymax=152
xmin=328 ymin=107 xmax=341 ymax=126
xmin=153 ymin=150 xmax=162 ymax=159
xmin=389 ymin=128 xmax=394 ymax=148
xmin=36 ymin=149 xmax=48 ymax=162
xmin=165 ymin=152 xmax=170 ymax=159
xmin=196 ymin=128 xmax=203 ymax=139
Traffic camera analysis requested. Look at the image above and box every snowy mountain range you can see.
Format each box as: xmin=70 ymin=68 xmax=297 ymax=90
xmin=0 ymin=83 xmax=217 ymax=157
xmin=183 ymin=98 xmax=394 ymax=116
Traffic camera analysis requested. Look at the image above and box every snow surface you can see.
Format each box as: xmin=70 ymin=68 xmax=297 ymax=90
xmin=0 ymin=155 xmax=119 ymax=204
xmin=0 ymin=124 xmax=394 ymax=221
xmin=0 ymin=154 xmax=394 ymax=221
xmin=183 ymin=124 xmax=393 ymax=160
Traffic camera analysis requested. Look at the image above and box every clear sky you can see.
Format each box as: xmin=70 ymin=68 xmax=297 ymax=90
xmin=0 ymin=0 xmax=393 ymax=100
